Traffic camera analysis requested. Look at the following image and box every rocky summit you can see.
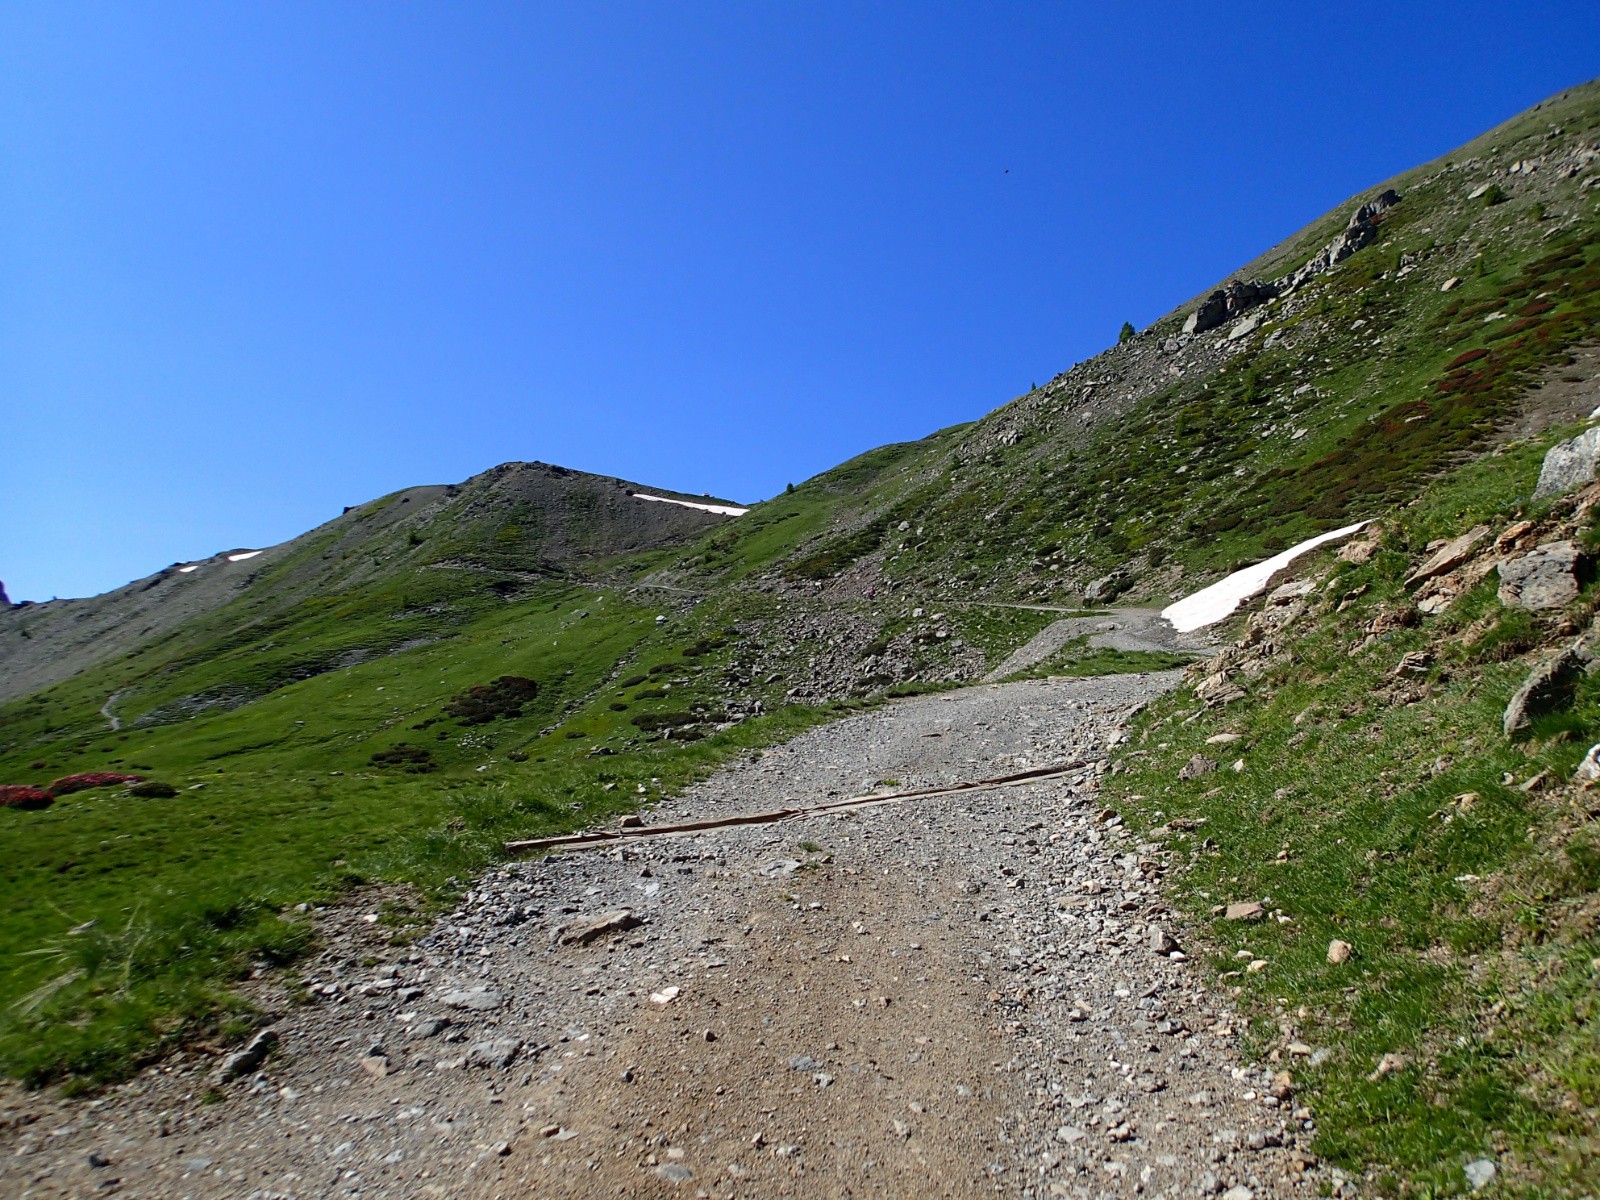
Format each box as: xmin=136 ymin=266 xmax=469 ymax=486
xmin=3 ymin=80 xmax=1600 ymax=1199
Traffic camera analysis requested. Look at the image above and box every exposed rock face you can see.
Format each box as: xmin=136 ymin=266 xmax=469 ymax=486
xmin=1533 ymin=427 xmax=1600 ymax=499
xmin=1278 ymin=189 xmax=1402 ymax=293
xmin=1504 ymin=646 xmax=1583 ymax=736
xmin=1182 ymin=191 xmax=1403 ymax=334
xmin=1182 ymin=279 xmax=1279 ymax=335
xmin=1498 ymin=541 xmax=1583 ymax=610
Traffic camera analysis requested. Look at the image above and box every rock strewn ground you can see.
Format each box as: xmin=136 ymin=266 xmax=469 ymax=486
xmin=2 ymin=674 xmax=1324 ymax=1200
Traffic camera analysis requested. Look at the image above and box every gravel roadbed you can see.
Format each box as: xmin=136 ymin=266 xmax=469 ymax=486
xmin=1 ymin=674 xmax=1325 ymax=1200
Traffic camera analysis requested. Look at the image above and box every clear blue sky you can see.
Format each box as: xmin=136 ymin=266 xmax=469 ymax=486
xmin=3 ymin=4 xmax=1597 ymax=601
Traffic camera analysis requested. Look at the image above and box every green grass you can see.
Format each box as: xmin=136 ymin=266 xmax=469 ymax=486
xmin=0 ymin=579 xmax=849 ymax=1087
xmin=1105 ymin=440 xmax=1600 ymax=1197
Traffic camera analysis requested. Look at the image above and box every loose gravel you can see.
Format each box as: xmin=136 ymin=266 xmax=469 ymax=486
xmin=1 ymin=673 xmax=1325 ymax=1200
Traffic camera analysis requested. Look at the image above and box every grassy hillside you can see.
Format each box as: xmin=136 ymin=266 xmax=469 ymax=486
xmin=1107 ymin=437 xmax=1600 ymax=1197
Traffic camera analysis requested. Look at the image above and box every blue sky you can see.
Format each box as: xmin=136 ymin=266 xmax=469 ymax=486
xmin=3 ymin=3 xmax=1597 ymax=601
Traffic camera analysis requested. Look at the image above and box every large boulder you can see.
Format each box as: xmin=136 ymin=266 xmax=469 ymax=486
xmin=1498 ymin=541 xmax=1583 ymax=611
xmin=1533 ymin=427 xmax=1600 ymax=500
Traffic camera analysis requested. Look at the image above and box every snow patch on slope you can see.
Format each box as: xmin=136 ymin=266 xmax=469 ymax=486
xmin=630 ymin=493 xmax=749 ymax=517
xmin=1161 ymin=521 xmax=1368 ymax=633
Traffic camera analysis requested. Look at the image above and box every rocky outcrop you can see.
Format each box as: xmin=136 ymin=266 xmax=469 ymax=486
xmin=1183 ymin=279 xmax=1280 ymax=335
xmin=1278 ymin=189 xmax=1402 ymax=294
xmin=1182 ymin=190 xmax=1402 ymax=334
xmin=1534 ymin=427 xmax=1600 ymax=499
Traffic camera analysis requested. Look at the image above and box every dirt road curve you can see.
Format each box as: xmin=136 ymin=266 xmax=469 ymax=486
xmin=2 ymin=675 xmax=1323 ymax=1200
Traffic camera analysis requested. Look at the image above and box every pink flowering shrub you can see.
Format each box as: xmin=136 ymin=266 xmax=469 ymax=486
xmin=48 ymin=772 xmax=143 ymax=796
xmin=0 ymin=785 xmax=55 ymax=810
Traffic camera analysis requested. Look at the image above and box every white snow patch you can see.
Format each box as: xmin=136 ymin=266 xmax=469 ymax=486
xmin=177 ymin=565 xmax=201 ymax=573
xmin=227 ymin=550 xmax=264 ymax=562
xmin=1161 ymin=521 xmax=1369 ymax=633
xmin=629 ymin=492 xmax=748 ymax=517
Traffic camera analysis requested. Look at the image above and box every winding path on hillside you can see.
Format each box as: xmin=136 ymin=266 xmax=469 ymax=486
xmin=2 ymin=671 xmax=1320 ymax=1200
xmin=982 ymin=608 xmax=1211 ymax=682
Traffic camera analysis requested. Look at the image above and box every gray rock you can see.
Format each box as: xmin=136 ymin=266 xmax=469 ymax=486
xmin=1084 ymin=573 xmax=1128 ymax=603
xmin=556 ymin=909 xmax=642 ymax=946
xmin=1533 ymin=426 xmax=1600 ymax=499
xmin=1150 ymin=926 xmax=1179 ymax=955
xmin=440 ymin=987 xmax=503 ymax=1011
xmin=1178 ymin=753 xmax=1218 ymax=781
xmin=656 ymin=1162 xmax=694 ymax=1182
xmin=787 ymin=1054 xmax=824 ymax=1071
xmin=409 ymin=1017 xmax=449 ymax=1039
xmin=1503 ymin=647 xmax=1582 ymax=737
xmin=1405 ymin=525 xmax=1490 ymax=587
xmin=215 ymin=1028 xmax=278 ymax=1082
xmin=465 ymin=1038 xmax=523 ymax=1069
xmin=1499 ymin=541 xmax=1583 ymax=611
xmin=1464 ymin=1158 xmax=1496 ymax=1191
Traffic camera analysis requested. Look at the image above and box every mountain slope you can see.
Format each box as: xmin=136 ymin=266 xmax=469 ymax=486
xmin=2 ymin=80 xmax=1600 ymax=1196
xmin=0 ymin=461 xmax=740 ymax=704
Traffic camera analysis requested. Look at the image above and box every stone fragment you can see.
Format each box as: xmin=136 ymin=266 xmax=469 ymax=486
xmin=1534 ymin=427 xmax=1600 ymax=499
xmin=358 ymin=1054 xmax=390 ymax=1078
xmin=1498 ymin=541 xmax=1583 ymax=610
xmin=1495 ymin=520 xmax=1536 ymax=551
xmin=464 ymin=1038 xmax=522 ymax=1069
xmin=649 ymin=986 xmax=681 ymax=1006
xmin=216 ymin=1028 xmax=278 ymax=1082
xmin=1225 ymin=901 xmax=1265 ymax=921
xmin=409 ymin=1017 xmax=449 ymax=1039
xmin=557 ymin=909 xmax=642 ymax=946
xmin=1575 ymin=743 xmax=1600 ymax=783
xmin=1404 ymin=525 xmax=1490 ymax=587
xmin=440 ymin=987 xmax=502 ymax=1012
xmin=1195 ymin=674 xmax=1247 ymax=707
xmin=1464 ymin=1159 xmax=1497 ymax=1191
xmin=1327 ymin=939 xmax=1353 ymax=964
xmin=1503 ymin=647 xmax=1582 ymax=737
xmin=1150 ymin=926 xmax=1179 ymax=955
xmin=1368 ymin=1052 xmax=1409 ymax=1081
xmin=655 ymin=1163 xmax=694 ymax=1183
xmin=1205 ymin=732 xmax=1243 ymax=745
xmin=1179 ymin=754 xmax=1218 ymax=781
xmin=1441 ymin=276 xmax=1461 ymax=291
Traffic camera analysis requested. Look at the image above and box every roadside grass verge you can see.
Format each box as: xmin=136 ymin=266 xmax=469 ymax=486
xmin=1106 ymin=448 xmax=1600 ymax=1196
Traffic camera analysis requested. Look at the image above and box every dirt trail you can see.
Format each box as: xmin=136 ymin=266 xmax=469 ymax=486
xmin=982 ymin=609 xmax=1211 ymax=681
xmin=2 ymin=674 xmax=1322 ymax=1200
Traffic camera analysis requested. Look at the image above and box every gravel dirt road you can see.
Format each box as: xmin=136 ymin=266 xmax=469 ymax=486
xmin=2 ymin=673 xmax=1324 ymax=1200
